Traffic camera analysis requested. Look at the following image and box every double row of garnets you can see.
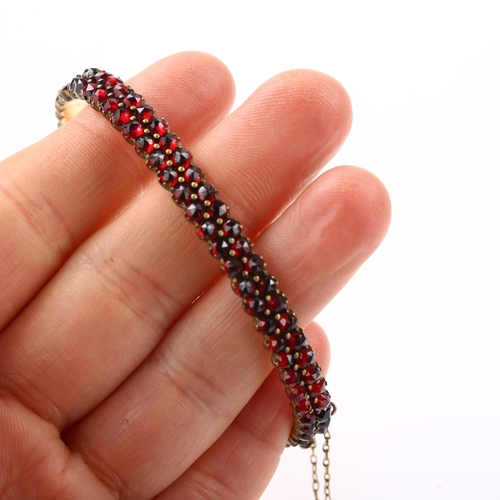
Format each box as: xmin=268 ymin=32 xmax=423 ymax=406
xmin=58 ymin=69 xmax=334 ymax=447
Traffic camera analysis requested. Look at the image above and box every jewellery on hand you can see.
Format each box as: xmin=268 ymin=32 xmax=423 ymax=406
xmin=55 ymin=69 xmax=336 ymax=455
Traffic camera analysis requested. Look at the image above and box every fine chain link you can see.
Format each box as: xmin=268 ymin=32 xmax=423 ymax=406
xmin=310 ymin=438 xmax=320 ymax=499
xmin=323 ymin=430 xmax=332 ymax=500
xmin=310 ymin=430 xmax=332 ymax=499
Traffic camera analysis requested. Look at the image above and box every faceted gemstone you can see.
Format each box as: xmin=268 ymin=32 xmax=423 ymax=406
xmin=124 ymin=92 xmax=142 ymax=108
xmin=149 ymin=118 xmax=168 ymax=136
xmin=113 ymin=83 xmax=128 ymax=98
xmin=312 ymin=392 xmax=331 ymax=411
xmin=222 ymin=258 xmax=244 ymax=278
xmin=136 ymin=105 xmax=154 ymax=123
xmin=104 ymin=75 xmax=119 ymax=88
xmin=184 ymin=165 xmax=203 ymax=185
xmin=266 ymin=293 xmax=287 ymax=313
xmin=297 ymin=422 xmax=315 ymax=434
xmin=315 ymin=406 xmax=332 ymax=424
xmin=232 ymin=238 xmax=252 ymax=258
xmin=287 ymin=330 xmax=307 ymax=350
xmin=222 ymin=219 xmax=242 ymax=238
xmin=297 ymin=421 xmax=313 ymax=439
xmin=298 ymin=412 xmax=315 ymax=426
xmin=295 ymin=398 xmax=312 ymax=415
xmin=256 ymin=274 xmax=277 ymax=295
xmin=277 ymin=313 xmax=298 ymax=333
xmin=292 ymin=429 xmax=314 ymax=445
xmin=316 ymin=421 xmax=330 ymax=435
xmin=172 ymin=183 xmax=194 ymax=204
xmin=82 ymin=68 xmax=99 ymax=80
xmin=197 ymin=220 xmax=217 ymax=240
xmin=91 ymin=89 xmax=108 ymax=105
xmin=82 ymin=82 xmax=99 ymax=98
xmin=280 ymin=368 xmax=300 ymax=387
xmin=298 ymin=422 xmax=315 ymax=435
xmin=309 ymin=379 xmax=325 ymax=398
xmin=265 ymin=333 xmax=286 ymax=353
xmin=148 ymin=151 xmax=167 ymax=170
xmin=246 ymin=255 xmax=265 ymax=275
xmin=287 ymin=384 xmax=307 ymax=402
xmin=158 ymin=133 xmax=179 ymax=152
xmin=243 ymin=296 xmax=266 ymax=315
xmin=255 ymin=315 xmax=276 ymax=334
xmin=94 ymin=70 xmax=109 ymax=83
xmin=134 ymin=136 xmax=155 ymax=155
xmin=185 ymin=200 xmax=205 ymax=223
xmin=159 ymin=166 xmax=179 ymax=186
xmin=70 ymin=76 xmax=88 ymax=94
xmin=111 ymin=108 xmax=133 ymax=127
xmin=294 ymin=346 xmax=315 ymax=368
xmin=296 ymin=432 xmax=315 ymax=446
xmin=272 ymin=351 xmax=293 ymax=369
xmin=197 ymin=183 xmax=217 ymax=204
xmin=212 ymin=200 xmax=228 ymax=219
xmin=301 ymin=365 xmax=321 ymax=385
xmin=233 ymin=277 xmax=256 ymax=298
xmin=209 ymin=238 xmax=231 ymax=259
xmin=296 ymin=418 xmax=315 ymax=432
xmin=102 ymin=98 xmax=119 ymax=114
xmin=171 ymin=148 xmax=191 ymax=167
xmin=123 ymin=121 xmax=145 ymax=140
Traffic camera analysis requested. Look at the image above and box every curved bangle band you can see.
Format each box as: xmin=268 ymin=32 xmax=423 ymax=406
xmin=55 ymin=69 xmax=335 ymax=448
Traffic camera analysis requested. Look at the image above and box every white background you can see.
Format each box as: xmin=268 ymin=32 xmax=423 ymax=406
xmin=1 ymin=1 xmax=499 ymax=498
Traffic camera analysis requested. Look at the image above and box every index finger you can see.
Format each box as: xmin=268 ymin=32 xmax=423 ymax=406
xmin=0 ymin=51 xmax=235 ymax=331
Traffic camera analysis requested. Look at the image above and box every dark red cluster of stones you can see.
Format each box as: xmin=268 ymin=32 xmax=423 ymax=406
xmin=57 ymin=69 xmax=335 ymax=448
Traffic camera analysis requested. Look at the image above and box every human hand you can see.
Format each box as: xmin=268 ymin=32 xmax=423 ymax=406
xmin=0 ymin=52 xmax=390 ymax=499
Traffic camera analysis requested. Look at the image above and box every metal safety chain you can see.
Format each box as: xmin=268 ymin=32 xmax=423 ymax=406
xmin=310 ymin=438 xmax=319 ymax=499
xmin=323 ymin=430 xmax=331 ymax=500
xmin=310 ymin=430 xmax=331 ymax=499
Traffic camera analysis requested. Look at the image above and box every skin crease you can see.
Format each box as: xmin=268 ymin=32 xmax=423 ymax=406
xmin=0 ymin=52 xmax=391 ymax=499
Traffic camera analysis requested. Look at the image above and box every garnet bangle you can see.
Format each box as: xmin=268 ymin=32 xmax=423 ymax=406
xmin=55 ymin=69 xmax=335 ymax=448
